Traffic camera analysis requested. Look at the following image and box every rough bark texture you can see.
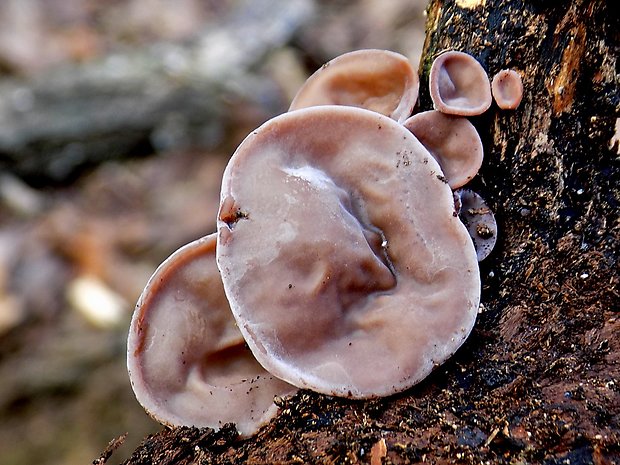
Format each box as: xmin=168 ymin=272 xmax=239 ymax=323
xmin=119 ymin=0 xmax=619 ymax=463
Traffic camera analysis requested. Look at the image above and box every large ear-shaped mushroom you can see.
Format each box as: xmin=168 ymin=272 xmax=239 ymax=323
xmin=127 ymin=233 xmax=295 ymax=437
xmin=429 ymin=50 xmax=492 ymax=116
xmin=289 ymin=49 xmax=418 ymax=123
xmin=403 ymin=110 xmax=483 ymax=189
xmin=217 ymin=105 xmax=480 ymax=399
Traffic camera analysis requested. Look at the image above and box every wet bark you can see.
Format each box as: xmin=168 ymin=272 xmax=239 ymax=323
xmin=119 ymin=1 xmax=619 ymax=463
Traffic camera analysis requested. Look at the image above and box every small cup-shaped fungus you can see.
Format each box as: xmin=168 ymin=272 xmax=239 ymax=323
xmin=403 ymin=110 xmax=483 ymax=189
xmin=429 ymin=50 xmax=492 ymax=116
xmin=127 ymin=233 xmax=295 ymax=437
xmin=217 ymin=106 xmax=480 ymax=398
xmin=491 ymin=69 xmax=523 ymax=110
xmin=454 ymin=188 xmax=498 ymax=261
xmin=289 ymin=49 xmax=418 ymax=123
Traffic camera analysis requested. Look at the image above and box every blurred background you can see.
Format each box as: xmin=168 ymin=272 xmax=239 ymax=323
xmin=0 ymin=1 xmax=426 ymax=463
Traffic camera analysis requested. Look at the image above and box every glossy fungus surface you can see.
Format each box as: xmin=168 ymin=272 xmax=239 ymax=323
xmin=127 ymin=234 xmax=295 ymax=436
xmin=217 ymin=105 xmax=480 ymax=398
xmin=289 ymin=49 xmax=418 ymax=123
xmin=403 ymin=110 xmax=483 ymax=189
xmin=429 ymin=50 xmax=492 ymax=116
xmin=491 ymin=69 xmax=523 ymax=110
xmin=454 ymin=189 xmax=498 ymax=261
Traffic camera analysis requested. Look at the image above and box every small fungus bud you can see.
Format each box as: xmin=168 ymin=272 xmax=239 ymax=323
xmin=429 ymin=50 xmax=492 ymax=116
xmin=454 ymin=188 xmax=498 ymax=261
xmin=491 ymin=69 xmax=524 ymax=110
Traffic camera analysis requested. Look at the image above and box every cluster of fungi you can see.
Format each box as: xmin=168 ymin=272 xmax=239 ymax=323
xmin=127 ymin=49 xmax=523 ymax=436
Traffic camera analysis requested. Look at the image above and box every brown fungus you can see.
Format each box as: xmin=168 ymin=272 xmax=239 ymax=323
xmin=429 ymin=50 xmax=492 ymax=116
xmin=454 ymin=188 xmax=498 ymax=261
xmin=289 ymin=49 xmax=418 ymax=123
xmin=403 ymin=110 xmax=483 ymax=189
xmin=127 ymin=233 xmax=295 ymax=437
xmin=217 ymin=106 xmax=480 ymax=399
xmin=491 ymin=69 xmax=524 ymax=110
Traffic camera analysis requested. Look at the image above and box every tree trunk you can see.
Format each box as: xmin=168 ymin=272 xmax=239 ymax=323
xmin=119 ymin=0 xmax=619 ymax=463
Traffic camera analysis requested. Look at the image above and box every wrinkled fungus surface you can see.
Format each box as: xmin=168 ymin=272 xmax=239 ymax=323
xmin=127 ymin=234 xmax=295 ymax=436
xmin=289 ymin=49 xmax=418 ymax=123
xmin=217 ymin=105 xmax=480 ymax=398
xmin=429 ymin=50 xmax=492 ymax=116
xmin=454 ymin=188 xmax=498 ymax=261
xmin=491 ymin=69 xmax=523 ymax=110
xmin=403 ymin=110 xmax=483 ymax=189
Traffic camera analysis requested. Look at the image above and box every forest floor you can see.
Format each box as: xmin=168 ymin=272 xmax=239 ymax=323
xmin=0 ymin=1 xmax=428 ymax=464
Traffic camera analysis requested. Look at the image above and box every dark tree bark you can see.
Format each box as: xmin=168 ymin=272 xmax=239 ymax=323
xmin=119 ymin=1 xmax=619 ymax=463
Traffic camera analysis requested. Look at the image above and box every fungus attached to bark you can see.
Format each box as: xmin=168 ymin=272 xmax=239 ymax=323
xmin=217 ymin=105 xmax=480 ymax=398
xmin=491 ymin=69 xmax=523 ymax=110
xmin=429 ymin=50 xmax=492 ymax=116
xmin=127 ymin=233 xmax=295 ymax=437
xmin=454 ymin=188 xmax=498 ymax=261
xmin=403 ymin=110 xmax=483 ymax=189
xmin=289 ymin=49 xmax=418 ymax=123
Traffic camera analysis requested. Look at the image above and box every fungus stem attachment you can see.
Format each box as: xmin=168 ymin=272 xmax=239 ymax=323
xmin=219 ymin=195 xmax=249 ymax=228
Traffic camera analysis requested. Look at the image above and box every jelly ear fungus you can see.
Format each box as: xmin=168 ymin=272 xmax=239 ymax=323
xmin=216 ymin=105 xmax=481 ymax=399
xmin=127 ymin=234 xmax=296 ymax=437
xmin=289 ymin=49 xmax=419 ymax=123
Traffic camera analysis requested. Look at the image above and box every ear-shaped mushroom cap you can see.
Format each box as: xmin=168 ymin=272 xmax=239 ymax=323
xmin=454 ymin=188 xmax=498 ymax=261
xmin=403 ymin=110 xmax=483 ymax=189
xmin=491 ymin=69 xmax=523 ymax=110
xmin=127 ymin=233 xmax=295 ymax=437
xmin=289 ymin=49 xmax=418 ymax=123
xmin=429 ymin=51 xmax=492 ymax=116
xmin=217 ymin=105 xmax=480 ymax=398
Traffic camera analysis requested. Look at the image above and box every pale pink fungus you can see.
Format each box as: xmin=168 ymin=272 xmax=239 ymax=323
xmin=216 ymin=105 xmax=480 ymax=399
xmin=403 ymin=110 xmax=483 ymax=189
xmin=289 ymin=49 xmax=418 ymax=123
xmin=454 ymin=188 xmax=498 ymax=261
xmin=429 ymin=50 xmax=492 ymax=116
xmin=127 ymin=233 xmax=295 ymax=436
xmin=491 ymin=69 xmax=523 ymax=110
